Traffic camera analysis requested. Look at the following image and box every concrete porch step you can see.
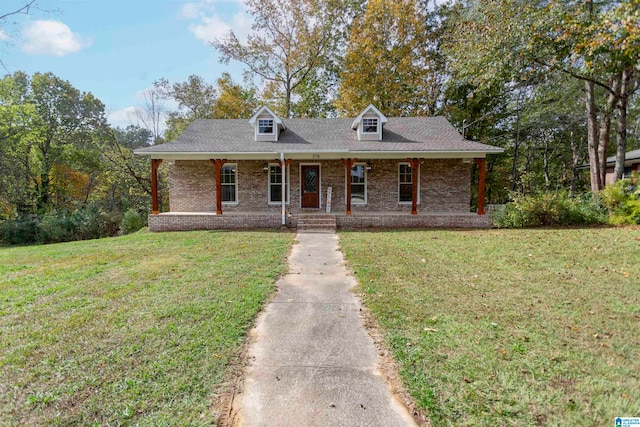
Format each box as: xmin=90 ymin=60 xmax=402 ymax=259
xmin=297 ymin=215 xmax=337 ymax=232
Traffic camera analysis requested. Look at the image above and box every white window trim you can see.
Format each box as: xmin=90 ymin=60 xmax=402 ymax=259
xmin=257 ymin=118 xmax=274 ymax=135
xmin=398 ymin=162 xmax=420 ymax=205
xmin=268 ymin=163 xmax=290 ymax=205
xmin=362 ymin=118 xmax=379 ymax=134
xmin=221 ymin=163 xmax=238 ymax=205
xmin=346 ymin=162 xmax=367 ymax=205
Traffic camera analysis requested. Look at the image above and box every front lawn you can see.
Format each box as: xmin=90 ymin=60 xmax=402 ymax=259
xmin=340 ymin=228 xmax=640 ymax=426
xmin=0 ymin=230 xmax=293 ymax=425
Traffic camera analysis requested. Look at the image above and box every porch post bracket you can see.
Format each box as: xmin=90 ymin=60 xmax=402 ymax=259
xmin=341 ymin=158 xmax=358 ymax=215
xmin=474 ymin=158 xmax=487 ymax=216
xmin=274 ymin=159 xmax=292 ymax=168
xmin=151 ymin=158 xmax=163 ymax=215
xmin=210 ymin=159 xmax=227 ymax=215
xmin=406 ymin=158 xmax=424 ymax=215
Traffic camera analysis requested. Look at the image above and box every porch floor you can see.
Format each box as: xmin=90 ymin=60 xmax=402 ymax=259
xmin=148 ymin=210 xmax=492 ymax=231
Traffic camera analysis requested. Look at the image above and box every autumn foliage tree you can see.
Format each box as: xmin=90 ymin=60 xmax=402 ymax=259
xmin=335 ymin=0 xmax=441 ymax=117
xmin=213 ymin=0 xmax=356 ymax=118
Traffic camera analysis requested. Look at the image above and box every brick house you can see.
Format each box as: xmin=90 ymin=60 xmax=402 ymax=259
xmin=603 ymin=149 xmax=640 ymax=185
xmin=134 ymin=105 xmax=503 ymax=231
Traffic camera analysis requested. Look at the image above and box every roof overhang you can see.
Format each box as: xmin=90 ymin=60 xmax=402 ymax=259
xmin=134 ymin=149 xmax=502 ymax=161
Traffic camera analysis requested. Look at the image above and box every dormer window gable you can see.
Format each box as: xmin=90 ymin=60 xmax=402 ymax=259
xmin=351 ymin=104 xmax=388 ymax=141
xmin=248 ymin=105 xmax=285 ymax=142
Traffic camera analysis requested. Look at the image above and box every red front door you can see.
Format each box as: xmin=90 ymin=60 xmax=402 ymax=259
xmin=301 ymin=165 xmax=320 ymax=208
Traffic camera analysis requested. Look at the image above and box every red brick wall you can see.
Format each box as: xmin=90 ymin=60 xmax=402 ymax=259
xmin=168 ymin=158 xmax=473 ymax=214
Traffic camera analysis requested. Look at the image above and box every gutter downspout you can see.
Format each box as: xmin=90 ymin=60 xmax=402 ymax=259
xmin=280 ymin=152 xmax=286 ymax=226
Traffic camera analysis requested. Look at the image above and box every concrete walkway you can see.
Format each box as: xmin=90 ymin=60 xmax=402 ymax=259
xmin=233 ymin=232 xmax=417 ymax=427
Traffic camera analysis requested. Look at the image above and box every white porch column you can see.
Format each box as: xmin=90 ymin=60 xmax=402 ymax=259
xmin=280 ymin=152 xmax=286 ymax=226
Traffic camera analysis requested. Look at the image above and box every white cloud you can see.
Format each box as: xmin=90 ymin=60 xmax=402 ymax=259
xmin=107 ymin=106 xmax=139 ymax=128
xmin=181 ymin=1 xmax=251 ymax=44
xmin=0 ymin=29 xmax=9 ymax=42
xmin=21 ymin=20 xmax=90 ymax=56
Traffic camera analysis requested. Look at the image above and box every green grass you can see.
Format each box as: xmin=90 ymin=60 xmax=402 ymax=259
xmin=339 ymin=228 xmax=640 ymax=426
xmin=0 ymin=229 xmax=293 ymax=426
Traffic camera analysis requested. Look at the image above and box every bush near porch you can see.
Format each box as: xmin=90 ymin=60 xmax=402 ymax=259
xmin=0 ymin=230 xmax=293 ymax=425
xmin=340 ymin=228 xmax=640 ymax=426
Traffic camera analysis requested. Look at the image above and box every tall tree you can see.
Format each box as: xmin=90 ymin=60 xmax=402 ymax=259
xmin=156 ymin=75 xmax=217 ymax=142
xmin=132 ymin=84 xmax=166 ymax=145
xmin=212 ymin=72 xmax=258 ymax=119
xmin=335 ymin=0 xmax=440 ymax=117
xmin=91 ymin=125 xmax=155 ymax=213
xmin=442 ymin=0 xmax=640 ymax=191
xmin=0 ymin=71 xmax=106 ymax=213
xmin=213 ymin=0 xmax=355 ymax=118
xmin=0 ymin=71 xmax=36 ymax=214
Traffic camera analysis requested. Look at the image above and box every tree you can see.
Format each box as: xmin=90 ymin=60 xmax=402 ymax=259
xmin=335 ymin=0 xmax=440 ymax=117
xmin=0 ymin=71 xmax=36 ymax=215
xmin=131 ymin=84 xmax=166 ymax=145
xmin=91 ymin=125 xmax=155 ymax=213
xmin=213 ymin=0 xmax=354 ymax=118
xmin=0 ymin=71 xmax=106 ymax=213
xmin=442 ymin=0 xmax=640 ymax=191
xmin=0 ymin=0 xmax=36 ymax=21
xmin=212 ymin=72 xmax=258 ymax=119
xmin=155 ymin=75 xmax=217 ymax=142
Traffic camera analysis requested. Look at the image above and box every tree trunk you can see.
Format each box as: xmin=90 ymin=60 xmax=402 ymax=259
xmin=597 ymin=78 xmax=621 ymax=186
xmin=585 ymin=80 xmax=601 ymax=192
xmin=510 ymin=107 xmax=521 ymax=191
xmin=569 ymin=131 xmax=583 ymax=197
xmin=613 ymin=66 xmax=633 ymax=181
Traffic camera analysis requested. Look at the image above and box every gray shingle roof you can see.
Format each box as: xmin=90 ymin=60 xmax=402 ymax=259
xmin=135 ymin=117 xmax=503 ymax=155
xmin=606 ymin=148 xmax=640 ymax=164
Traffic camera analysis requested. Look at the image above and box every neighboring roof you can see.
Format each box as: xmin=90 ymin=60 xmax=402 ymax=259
xmin=579 ymin=148 xmax=640 ymax=169
xmin=605 ymin=148 xmax=640 ymax=165
xmin=135 ymin=116 xmax=504 ymax=158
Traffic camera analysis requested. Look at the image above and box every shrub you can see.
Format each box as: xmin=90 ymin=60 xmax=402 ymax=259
xmin=0 ymin=204 xmax=122 ymax=245
xmin=0 ymin=215 xmax=38 ymax=245
xmin=493 ymin=191 xmax=607 ymax=228
xmin=37 ymin=213 xmax=73 ymax=244
xmin=600 ymin=173 xmax=640 ymax=225
xmin=120 ymin=209 xmax=143 ymax=235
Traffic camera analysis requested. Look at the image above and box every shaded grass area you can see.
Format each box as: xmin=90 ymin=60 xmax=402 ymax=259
xmin=339 ymin=228 xmax=640 ymax=426
xmin=0 ymin=229 xmax=293 ymax=425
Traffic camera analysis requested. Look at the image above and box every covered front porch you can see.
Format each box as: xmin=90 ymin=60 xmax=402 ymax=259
xmin=147 ymin=155 xmax=490 ymax=231
xmin=147 ymin=211 xmax=492 ymax=231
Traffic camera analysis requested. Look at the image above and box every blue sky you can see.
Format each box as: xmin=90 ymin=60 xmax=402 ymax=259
xmin=1 ymin=0 xmax=250 ymax=128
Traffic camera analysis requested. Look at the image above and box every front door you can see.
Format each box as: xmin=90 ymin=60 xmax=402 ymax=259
xmin=301 ymin=165 xmax=320 ymax=208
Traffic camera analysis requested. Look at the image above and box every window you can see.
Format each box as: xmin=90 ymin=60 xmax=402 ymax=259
xmin=221 ymin=164 xmax=237 ymax=203
xmin=623 ymin=166 xmax=632 ymax=178
xmin=350 ymin=164 xmax=367 ymax=204
xmin=268 ymin=164 xmax=289 ymax=204
xmin=258 ymin=119 xmax=274 ymax=134
xmin=362 ymin=118 xmax=378 ymax=133
xmin=398 ymin=163 xmax=418 ymax=204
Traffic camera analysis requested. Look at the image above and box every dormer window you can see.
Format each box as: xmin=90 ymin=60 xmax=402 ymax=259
xmin=362 ymin=118 xmax=378 ymax=133
xmin=258 ymin=119 xmax=274 ymax=134
xmin=249 ymin=106 xmax=285 ymax=141
xmin=351 ymin=104 xmax=388 ymax=141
